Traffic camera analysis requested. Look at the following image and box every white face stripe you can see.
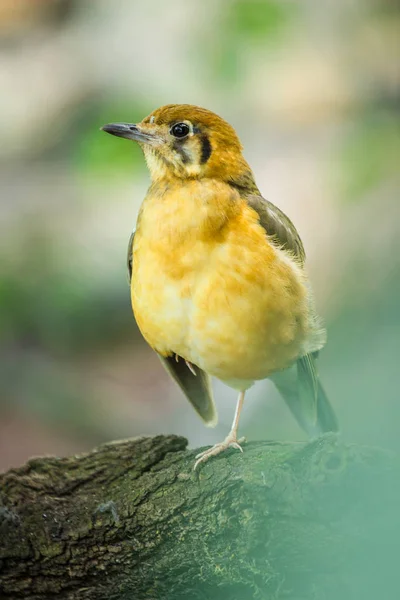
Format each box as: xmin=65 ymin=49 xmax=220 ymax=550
xmin=149 ymin=115 xmax=155 ymax=124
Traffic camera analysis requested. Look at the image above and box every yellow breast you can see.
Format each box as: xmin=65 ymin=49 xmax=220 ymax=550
xmin=131 ymin=179 xmax=313 ymax=385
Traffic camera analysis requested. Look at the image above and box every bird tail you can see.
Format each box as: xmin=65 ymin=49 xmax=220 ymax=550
xmin=270 ymin=359 xmax=339 ymax=437
xmin=312 ymin=379 xmax=339 ymax=435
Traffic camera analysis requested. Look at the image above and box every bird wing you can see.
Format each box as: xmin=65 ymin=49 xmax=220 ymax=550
xmin=246 ymin=194 xmax=326 ymax=431
xmin=158 ymin=355 xmax=217 ymax=425
xmin=247 ymin=194 xmax=306 ymax=266
xmin=126 ymin=230 xmax=135 ymax=283
xmin=126 ymin=230 xmax=217 ymax=426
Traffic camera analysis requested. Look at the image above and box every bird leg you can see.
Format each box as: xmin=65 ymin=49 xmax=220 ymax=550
xmin=194 ymin=390 xmax=246 ymax=470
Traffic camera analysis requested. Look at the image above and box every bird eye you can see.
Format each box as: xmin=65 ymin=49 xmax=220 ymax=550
xmin=170 ymin=122 xmax=190 ymax=138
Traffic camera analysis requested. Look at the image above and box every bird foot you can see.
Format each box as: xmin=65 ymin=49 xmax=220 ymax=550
xmin=193 ymin=434 xmax=246 ymax=470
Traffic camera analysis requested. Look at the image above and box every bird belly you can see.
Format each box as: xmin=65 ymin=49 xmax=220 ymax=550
xmin=188 ymin=248 xmax=310 ymax=384
xmin=131 ymin=210 xmax=316 ymax=385
xmin=131 ymin=238 xmax=203 ymax=361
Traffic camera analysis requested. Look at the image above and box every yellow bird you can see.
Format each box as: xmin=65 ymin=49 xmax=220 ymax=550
xmin=101 ymin=104 xmax=338 ymax=469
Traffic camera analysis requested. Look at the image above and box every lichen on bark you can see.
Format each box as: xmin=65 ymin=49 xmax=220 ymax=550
xmin=0 ymin=433 xmax=399 ymax=599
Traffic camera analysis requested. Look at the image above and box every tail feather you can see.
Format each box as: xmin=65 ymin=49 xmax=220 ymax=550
xmin=314 ymin=380 xmax=339 ymax=434
xmin=270 ymin=361 xmax=339 ymax=437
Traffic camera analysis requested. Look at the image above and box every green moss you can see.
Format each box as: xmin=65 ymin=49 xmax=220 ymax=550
xmin=1 ymin=435 xmax=397 ymax=599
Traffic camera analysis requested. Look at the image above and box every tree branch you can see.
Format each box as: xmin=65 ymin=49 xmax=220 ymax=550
xmin=0 ymin=434 xmax=398 ymax=599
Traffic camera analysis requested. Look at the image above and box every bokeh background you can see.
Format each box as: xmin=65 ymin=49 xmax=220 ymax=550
xmin=0 ymin=0 xmax=399 ymax=471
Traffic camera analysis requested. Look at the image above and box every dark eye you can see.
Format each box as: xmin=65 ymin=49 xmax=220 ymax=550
xmin=170 ymin=122 xmax=190 ymax=138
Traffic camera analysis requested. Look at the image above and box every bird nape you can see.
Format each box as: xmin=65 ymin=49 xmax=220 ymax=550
xmin=101 ymin=104 xmax=338 ymax=469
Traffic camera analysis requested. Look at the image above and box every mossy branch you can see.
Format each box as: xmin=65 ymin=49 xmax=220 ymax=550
xmin=0 ymin=434 xmax=399 ymax=599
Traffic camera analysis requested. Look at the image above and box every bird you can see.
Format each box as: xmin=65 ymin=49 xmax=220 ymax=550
xmin=101 ymin=104 xmax=338 ymax=469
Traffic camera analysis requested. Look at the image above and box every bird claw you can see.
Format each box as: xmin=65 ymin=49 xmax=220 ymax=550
xmin=193 ymin=435 xmax=246 ymax=470
xmin=185 ymin=360 xmax=197 ymax=376
xmin=174 ymin=354 xmax=197 ymax=376
xmin=228 ymin=441 xmax=244 ymax=452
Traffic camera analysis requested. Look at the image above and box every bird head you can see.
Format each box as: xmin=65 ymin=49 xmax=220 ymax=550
xmin=101 ymin=104 xmax=258 ymax=191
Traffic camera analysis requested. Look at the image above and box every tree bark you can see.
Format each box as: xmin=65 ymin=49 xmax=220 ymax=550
xmin=0 ymin=433 xmax=399 ymax=600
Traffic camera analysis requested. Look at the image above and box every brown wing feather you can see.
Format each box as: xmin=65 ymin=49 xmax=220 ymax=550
xmin=159 ymin=356 xmax=217 ymax=425
xmin=246 ymin=194 xmax=338 ymax=434
xmin=126 ymin=231 xmax=217 ymax=426
xmin=247 ymin=195 xmax=305 ymax=265
xmin=127 ymin=230 xmax=135 ymax=283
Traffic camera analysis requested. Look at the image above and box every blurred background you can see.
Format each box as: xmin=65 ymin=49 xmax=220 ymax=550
xmin=0 ymin=0 xmax=399 ymax=471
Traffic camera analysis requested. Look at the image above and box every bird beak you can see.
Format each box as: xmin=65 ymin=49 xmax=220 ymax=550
xmin=101 ymin=122 xmax=161 ymax=145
